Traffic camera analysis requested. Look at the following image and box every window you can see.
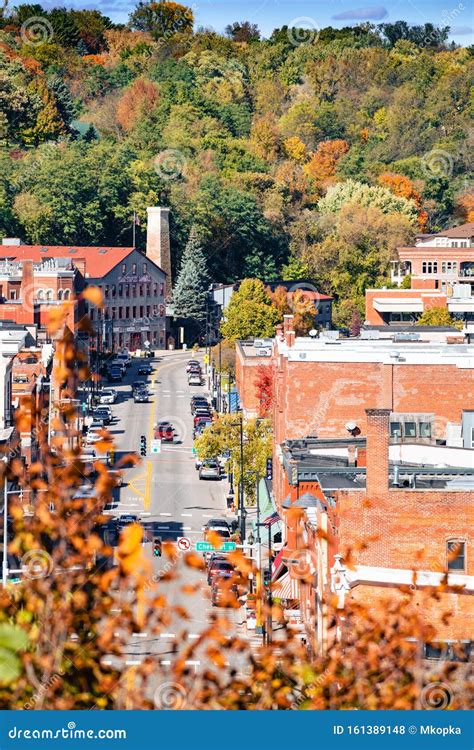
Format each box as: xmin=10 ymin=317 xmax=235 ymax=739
xmin=122 ymin=263 xmax=126 ymax=275
xmin=153 ymin=283 xmax=158 ymax=296
xmin=404 ymin=422 xmax=416 ymax=438
xmin=390 ymin=422 xmax=402 ymax=438
xmin=118 ymin=284 xmax=123 ymax=297
xmin=125 ymin=285 xmax=129 ymax=298
xmin=442 ymin=262 xmax=446 ymax=273
xmin=45 ymin=289 xmax=53 ymax=301
xmin=422 ymin=261 xmax=438 ymax=274
xmin=111 ymin=307 xmax=116 ymax=319
xmin=419 ymin=422 xmax=431 ymax=438
xmin=90 ymin=309 xmax=94 ymax=321
xmin=57 ymin=289 xmax=63 ymax=301
xmin=146 ymin=305 xmax=151 ymax=317
xmin=111 ymin=285 xmax=116 ymax=297
xmin=146 ymin=284 xmax=151 ymax=296
xmin=119 ymin=307 xmax=123 ymax=319
xmin=104 ymin=285 xmax=109 ymax=299
xmin=139 ymin=306 xmax=144 ymax=317
xmin=132 ymin=306 xmax=136 ymax=318
xmin=471 ymin=427 xmax=474 ymax=449
xmin=140 ymin=285 xmax=144 ymax=296
xmin=160 ymin=282 xmax=165 ymax=296
xmin=143 ymin=263 xmax=147 ymax=274
xmin=132 ymin=285 xmax=136 ymax=298
xmin=125 ymin=307 xmax=130 ymax=318
xmin=446 ymin=540 xmax=466 ymax=572
xmin=10 ymin=289 xmax=17 ymax=300
xmin=132 ymin=263 xmax=137 ymax=275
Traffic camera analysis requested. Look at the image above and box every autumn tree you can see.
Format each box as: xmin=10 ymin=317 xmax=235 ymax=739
xmin=379 ymin=172 xmax=427 ymax=230
xmin=254 ymin=364 xmax=273 ymax=417
xmin=304 ymin=139 xmax=349 ymax=190
xmin=129 ymin=0 xmax=193 ymax=40
xmin=269 ymin=285 xmax=316 ymax=335
xmin=225 ymin=21 xmax=260 ymax=42
xmin=116 ymin=77 xmax=160 ymax=132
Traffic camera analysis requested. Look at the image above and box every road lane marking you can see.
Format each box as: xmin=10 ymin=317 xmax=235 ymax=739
xmin=132 ymin=633 xmax=148 ymax=638
xmin=183 ymin=527 xmax=192 ymax=531
xmin=160 ymin=633 xmax=175 ymax=639
xmin=160 ymin=512 xmax=172 ymax=516
xmin=188 ymin=634 xmax=199 ymax=639
xmin=181 ymin=513 xmax=192 ymax=517
xmin=125 ymin=660 xmax=141 ymax=666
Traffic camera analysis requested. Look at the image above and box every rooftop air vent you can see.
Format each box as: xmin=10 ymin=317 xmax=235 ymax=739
xmin=40 ymin=247 xmax=49 ymax=253
xmin=68 ymin=248 xmax=78 ymax=254
xmin=98 ymin=249 xmax=108 ymax=254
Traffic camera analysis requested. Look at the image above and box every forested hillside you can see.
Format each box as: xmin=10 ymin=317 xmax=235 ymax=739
xmin=0 ymin=3 xmax=472 ymax=319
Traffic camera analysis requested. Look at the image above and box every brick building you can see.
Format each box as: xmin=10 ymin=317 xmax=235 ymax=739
xmin=366 ymin=222 xmax=474 ymax=332
xmin=276 ymin=411 xmax=473 ymax=657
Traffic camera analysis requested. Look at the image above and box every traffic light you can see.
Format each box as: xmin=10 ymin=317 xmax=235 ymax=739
xmin=263 ymin=569 xmax=271 ymax=588
xmin=153 ymin=538 xmax=162 ymax=557
xmin=140 ymin=435 xmax=147 ymax=457
xmin=265 ymin=457 xmax=273 ymax=481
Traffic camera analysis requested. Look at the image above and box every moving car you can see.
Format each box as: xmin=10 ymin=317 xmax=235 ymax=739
xmin=138 ymin=363 xmax=152 ymax=375
xmin=108 ymin=366 xmax=121 ymax=382
xmin=132 ymin=380 xmax=146 ymax=393
xmin=116 ymin=514 xmax=139 ymax=532
xmin=92 ymin=407 xmax=111 ymax=425
xmin=199 ymin=459 xmax=221 ymax=480
xmin=207 ymin=558 xmax=234 ymax=585
xmin=99 ymin=389 xmax=117 ymax=405
xmin=203 ymin=518 xmax=230 ymax=534
xmin=210 ymin=575 xmax=239 ymax=607
xmin=154 ymin=421 xmax=174 ymax=442
xmin=188 ymin=373 xmax=202 ymax=386
xmin=134 ymin=388 xmax=149 ymax=403
xmin=186 ymin=360 xmax=200 ymax=373
xmin=117 ymin=351 xmax=131 ymax=368
xmin=110 ymin=359 xmax=126 ymax=375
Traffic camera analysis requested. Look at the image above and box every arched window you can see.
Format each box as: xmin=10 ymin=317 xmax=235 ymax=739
xmin=63 ymin=289 xmax=70 ymax=300
xmin=45 ymin=289 xmax=54 ymax=301
xmin=143 ymin=262 xmax=147 ymax=274
xmin=132 ymin=263 xmax=137 ymax=275
xmin=36 ymin=289 xmax=45 ymax=301
xmin=57 ymin=289 xmax=64 ymax=301
xmin=122 ymin=263 xmax=126 ymax=275
xmin=446 ymin=539 xmax=466 ymax=572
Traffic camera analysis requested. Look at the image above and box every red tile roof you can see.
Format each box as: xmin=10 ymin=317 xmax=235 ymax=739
xmin=0 ymin=245 xmax=135 ymax=278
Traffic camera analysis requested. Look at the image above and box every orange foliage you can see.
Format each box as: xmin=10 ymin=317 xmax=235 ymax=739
xmin=304 ymin=139 xmax=349 ymax=189
xmin=379 ymin=172 xmax=427 ymax=230
xmin=116 ymin=77 xmax=160 ymax=132
xmin=82 ymin=54 xmax=107 ymax=66
xmin=455 ymin=191 xmax=474 ymax=223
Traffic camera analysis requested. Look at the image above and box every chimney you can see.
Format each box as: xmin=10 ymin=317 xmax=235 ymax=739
xmin=146 ymin=207 xmax=171 ymax=285
xmin=365 ymin=408 xmax=390 ymax=498
xmin=283 ymin=314 xmax=295 ymax=347
xmin=20 ymin=261 xmax=34 ymax=313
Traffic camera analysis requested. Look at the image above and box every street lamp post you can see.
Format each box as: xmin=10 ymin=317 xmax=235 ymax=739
xmin=255 ymin=472 xmax=264 ymax=637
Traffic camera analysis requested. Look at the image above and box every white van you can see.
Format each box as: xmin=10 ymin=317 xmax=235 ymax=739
xmin=117 ymin=351 xmax=131 ymax=368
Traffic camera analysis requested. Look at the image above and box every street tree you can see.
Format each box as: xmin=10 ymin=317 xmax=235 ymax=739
xmin=194 ymin=414 xmax=272 ymax=503
xmin=172 ymin=227 xmax=210 ymax=324
xmin=220 ymin=279 xmax=281 ymax=341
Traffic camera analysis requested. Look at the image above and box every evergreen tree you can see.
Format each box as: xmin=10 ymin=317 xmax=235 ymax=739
xmin=172 ymin=227 xmax=210 ymax=322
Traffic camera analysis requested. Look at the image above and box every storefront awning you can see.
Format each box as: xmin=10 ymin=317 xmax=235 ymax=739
xmin=272 ymin=571 xmax=299 ymax=601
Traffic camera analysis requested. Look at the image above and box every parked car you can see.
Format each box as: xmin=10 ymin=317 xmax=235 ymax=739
xmin=191 ymin=397 xmax=209 ymax=414
xmin=188 ymin=373 xmax=202 ymax=386
xmin=186 ymin=360 xmax=200 ymax=372
xmin=99 ymin=388 xmax=117 ymax=405
xmin=85 ymin=429 xmax=103 ymax=445
xmin=116 ymin=514 xmax=139 ymax=532
xmin=193 ymin=409 xmax=211 ymax=424
xmin=92 ymin=408 xmax=111 ymax=425
xmin=154 ymin=421 xmax=174 ymax=442
xmin=199 ymin=459 xmax=221 ymax=480
xmin=138 ymin=363 xmax=152 ymax=375
xmin=134 ymin=388 xmax=149 ymax=403
xmin=108 ymin=366 xmax=122 ymax=382
xmin=193 ymin=421 xmax=211 ymax=439
xmin=207 ymin=558 xmax=234 ymax=585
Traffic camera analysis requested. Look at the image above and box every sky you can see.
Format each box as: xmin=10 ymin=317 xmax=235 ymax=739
xmin=39 ymin=0 xmax=474 ymax=45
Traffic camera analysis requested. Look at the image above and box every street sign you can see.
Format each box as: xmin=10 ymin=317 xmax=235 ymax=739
xmin=177 ymin=537 xmax=191 ymax=551
xmin=151 ymin=439 xmax=162 ymax=454
xmin=204 ymin=354 xmax=209 ymax=364
xmin=196 ymin=541 xmax=237 ymax=552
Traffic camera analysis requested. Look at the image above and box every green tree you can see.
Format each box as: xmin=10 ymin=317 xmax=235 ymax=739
xmin=194 ymin=414 xmax=272 ymax=503
xmin=220 ymin=279 xmax=281 ymax=341
xmin=319 ymin=179 xmax=419 ymax=226
xmin=416 ymin=307 xmax=463 ymax=329
xmin=172 ymin=227 xmax=210 ymax=322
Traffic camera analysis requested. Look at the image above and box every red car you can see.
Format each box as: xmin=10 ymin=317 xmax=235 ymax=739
xmin=154 ymin=421 xmax=174 ymax=442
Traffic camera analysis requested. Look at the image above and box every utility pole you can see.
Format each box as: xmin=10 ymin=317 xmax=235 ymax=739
xmin=255 ymin=472 xmax=264 ymax=637
xmin=238 ymin=413 xmax=245 ymax=542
